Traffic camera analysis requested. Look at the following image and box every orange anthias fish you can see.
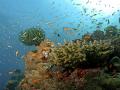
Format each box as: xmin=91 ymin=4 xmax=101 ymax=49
xmin=63 ymin=27 xmax=78 ymax=31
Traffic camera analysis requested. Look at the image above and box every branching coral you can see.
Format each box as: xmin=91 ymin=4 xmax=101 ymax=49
xmin=81 ymin=41 xmax=114 ymax=67
xmin=19 ymin=27 xmax=45 ymax=46
xmin=49 ymin=42 xmax=86 ymax=70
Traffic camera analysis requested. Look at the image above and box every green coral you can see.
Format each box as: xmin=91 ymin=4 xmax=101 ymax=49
xmin=49 ymin=40 xmax=114 ymax=69
xmin=82 ymin=42 xmax=113 ymax=67
xmin=84 ymin=72 xmax=120 ymax=90
xmin=104 ymin=26 xmax=118 ymax=39
xmin=5 ymin=80 xmax=18 ymax=90
xmin=5 ymin=69 xmax=24 ymax=90
xmin=111 ymin=37 xmax=120 ymax=57
xmin=91 ymin=30 xmax=105 ymax=41
xmin=99 ymin=73 xmax=120 ymax=89
xmin=19 ymin=27 xmax=45 ymax=46
xmin=106 ymin=56 xmax=120 ymax=73
xmin=49 ymin=42 xmax=86 ymax=70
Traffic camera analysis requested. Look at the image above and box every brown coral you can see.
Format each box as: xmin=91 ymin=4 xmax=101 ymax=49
xmin=49 ymin=42 xmax=86 ymax=70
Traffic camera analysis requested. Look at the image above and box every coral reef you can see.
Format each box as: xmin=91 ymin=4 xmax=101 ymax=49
xmin=5 ymin=69 xmax=24 ymax=90
xmin=98 ymin=73 xmax=120 ymax=90
xmin=17 ymin=39 xmax=54 ymax=90
xmin=82 ymin=40 xmax=114 ymax=67
xmin=82 ymin=33 xmax=93 ymax=42
xmin=17 ymin=38 xmax=116 ymax=90
xmin=16 ymin=26 xmax=120 ymax=90
xmin=91 ymin=30 xmax=105 ymax=41
xmin=49 ymin=42 xmax=86 ymax=70
xmin=83 ymin=70 xmax=120 ymax=90
xmin=104 ymin=56 xmax=120 ymax=74
xmin=19 ymin=27 xmax=45 ymax=46
xmin=111 ymin=37 xmax=120 ymax=57
xmin=104 ymin=26 xmax=118 ymax=39
xmin=5 ymin=80 xmax=18 ymax=90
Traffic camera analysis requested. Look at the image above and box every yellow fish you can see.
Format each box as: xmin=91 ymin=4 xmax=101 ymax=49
xmin=63 ymin=27 xmax=73 ymax=31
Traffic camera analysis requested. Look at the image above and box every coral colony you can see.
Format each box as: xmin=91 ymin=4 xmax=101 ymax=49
xmin=5 ymin=26 xmax=120 ymax=90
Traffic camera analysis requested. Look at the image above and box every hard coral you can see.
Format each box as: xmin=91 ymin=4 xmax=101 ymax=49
xmin=111 ymin=37 xmax=120 ymax=57
xmin=82 ymin=41 xmax=114 ymax=67
xmin=104 ymin=26 xmax=118 ymax=39
xmin=49 ymin=42 xmax=86 ymax=70
xmin=91 ymin=30 xmax=105 ymax=41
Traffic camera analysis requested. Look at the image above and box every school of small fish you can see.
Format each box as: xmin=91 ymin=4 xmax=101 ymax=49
xmin=2 ymin=0 xmax=120 ymax=76
xmin=45 ymin=0 xmax=120 ymax=39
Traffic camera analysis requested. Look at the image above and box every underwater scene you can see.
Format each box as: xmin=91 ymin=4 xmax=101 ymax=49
xmin=1 ymin=0 xmax=120 ymax=90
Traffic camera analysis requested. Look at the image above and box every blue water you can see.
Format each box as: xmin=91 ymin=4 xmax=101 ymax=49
xmin=0 ymin=0 xmax=120 ymax=90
